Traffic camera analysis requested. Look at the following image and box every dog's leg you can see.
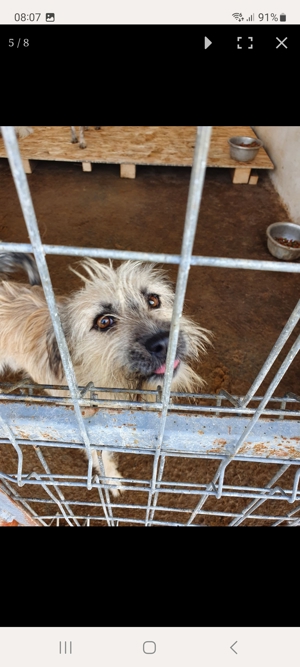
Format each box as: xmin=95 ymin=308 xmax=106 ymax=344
xmin=92 ymin=450 xmax=124 ymax=498
xmin=14 ymin=126 xmax=33 ymax=138
xmin=79 ymin=126 xmax=87 ymax=149
xmin=70 ymin=126 xmax=78 ymax=143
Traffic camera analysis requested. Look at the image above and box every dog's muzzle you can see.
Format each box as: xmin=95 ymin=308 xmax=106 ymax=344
xmin=128 ymin=328 xmax=186 ymax=378
xmin=144 ymin=331 xmax=179 ymax=375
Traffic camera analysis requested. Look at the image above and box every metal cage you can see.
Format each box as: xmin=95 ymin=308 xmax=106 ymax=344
xmin=1 ymin=125 xmax=300 ymax=527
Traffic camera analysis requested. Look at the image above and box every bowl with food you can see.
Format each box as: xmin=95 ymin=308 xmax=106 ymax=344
xmin=266 ymin=222 xmax=300 ymax=261
xmin=228 ymin=136 xmax=263 ymax=162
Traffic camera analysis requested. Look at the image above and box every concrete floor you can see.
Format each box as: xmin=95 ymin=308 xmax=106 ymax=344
xmin=1 ymin=158 xmax=300 ymax=526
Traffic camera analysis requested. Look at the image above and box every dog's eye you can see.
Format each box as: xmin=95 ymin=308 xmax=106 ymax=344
xmin=95 ymin=315 xmax=115 ymax=330
xmin=147 ymin=294 xmax=160 ymax=309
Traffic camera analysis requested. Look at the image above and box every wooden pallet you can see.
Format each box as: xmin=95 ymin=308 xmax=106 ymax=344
xmin=0 ymin=126 xmax=274 ymax=184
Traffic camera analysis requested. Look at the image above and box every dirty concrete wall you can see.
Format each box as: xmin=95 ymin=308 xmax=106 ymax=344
xmin=253 ymin=126 xmax=300 ymax=224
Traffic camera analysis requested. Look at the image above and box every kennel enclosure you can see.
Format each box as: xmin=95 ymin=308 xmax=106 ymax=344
xmin=0 ymin=125 xmax=300 ymax=527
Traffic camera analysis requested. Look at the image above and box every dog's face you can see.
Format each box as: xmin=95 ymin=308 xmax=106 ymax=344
xmin=63 ymin=259 xmax=210 ymax=392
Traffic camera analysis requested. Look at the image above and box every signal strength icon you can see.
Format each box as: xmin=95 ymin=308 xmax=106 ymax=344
xmin=246 ymin=13 xmax=254 ymax=20
xmin=232 ymin=12 xmax=244 ymax=21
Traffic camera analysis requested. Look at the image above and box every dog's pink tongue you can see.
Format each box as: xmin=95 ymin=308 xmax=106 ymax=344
xmin=154 ymin=359 xmax=180 ymax=375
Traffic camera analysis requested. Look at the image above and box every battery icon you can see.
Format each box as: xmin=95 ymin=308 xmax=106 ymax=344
xmin=280 ymin=13 xmax=286 ymax=21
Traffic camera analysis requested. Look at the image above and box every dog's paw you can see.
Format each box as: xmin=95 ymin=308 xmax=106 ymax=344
xmin=92 ymin=470 xmax=124 ymax=497
xmin=109 ymin=476 xmax=124 ymax=498
xmin=92 ymin=450 xmax=124 ymax=497
xmin=15 ymin=126 xmax=33 ymax=138
xmin=103 ymin=468 xmax=124 ymax=498
xmin=79 ymin=142 xmax=87 ymax=149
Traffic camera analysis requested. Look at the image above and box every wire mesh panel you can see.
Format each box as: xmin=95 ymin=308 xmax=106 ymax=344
xmin=1 ymin=125 xmax=300 ymax=527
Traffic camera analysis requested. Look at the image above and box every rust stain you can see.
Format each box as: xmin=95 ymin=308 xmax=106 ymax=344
xmin=252 ymin=443 xmax=269 ymax=455
xmin=106 ymin=408 xmax=126 ymax=415
xmin=247 ymin=442 xmax=300 ymax=458
xmin=198 ymin=430 xmax=204 ymax=435
xmin=209 ymin=446 xmax=229 ymax=453
xmin=212 ymin=439 xmax=227 ymax=447
xmin=238 ymin=441 xmax=252 ymax=453
xmin=14 ymin=426 xmax=60 ymax=441
xmin=13 ymin=429 xmax=30 ymax=440
xmin=81 ymin=407 xmax=99 ymax=418
xmin=0 ymin=519 xmax=19 ymax=527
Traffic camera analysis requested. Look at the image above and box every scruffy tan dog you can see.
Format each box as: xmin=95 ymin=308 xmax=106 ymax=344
xmin=0 ymin=253 xmax=211 ymax=495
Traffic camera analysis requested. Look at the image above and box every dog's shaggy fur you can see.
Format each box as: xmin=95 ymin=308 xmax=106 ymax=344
xmin=0 ymin=253 xmax=211 ymax=495
xmin=0 ymin=127 xmax=33 ymax=139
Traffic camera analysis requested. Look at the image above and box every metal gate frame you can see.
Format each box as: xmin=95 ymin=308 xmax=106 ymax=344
xmin=1 ymin=125 xmax=300 ymax=526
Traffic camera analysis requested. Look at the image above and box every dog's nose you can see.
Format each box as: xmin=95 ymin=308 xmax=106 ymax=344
xmin=145 ymin=332 xmax=169 ymax=357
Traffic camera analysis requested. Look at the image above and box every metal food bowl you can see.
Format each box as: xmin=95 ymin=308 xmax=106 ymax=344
xmin=266 ymin=222 xmax=300 ymax=261
xmin=228 ymin=136 xmax=263 ymax=162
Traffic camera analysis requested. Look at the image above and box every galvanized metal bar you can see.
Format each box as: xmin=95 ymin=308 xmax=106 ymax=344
xmin=26 ymin=471 xmax=75 ymax=526
xmin=1 ymin=470 xmax=299 ymax=495
xmin=2 ymin=381 xmax=300 ymax=415
xmin=188 ymin=329 xmax=300 ymax=523
xmin=3 ymin=240 xmax=300 ymax=273
xmin=215 ymin=395 xmax=222 ymax=417
xmin=146 ymin=126 xmax=212 ymax=525
xmin=0 ymin=485 xmax=39 ymax=526
xmin=19 ymin=512 xmax=299 ymax=525
xmin=1 ymin=126 xmax=114 ymax=524
xmin=92 ymin=466 xmax=118 ymax=527
xmin=3 ymin=439 xmax=300 ymax=469
xmin=3 ymin=381 xmax=300 ymax=404
xmin=289 ymin=467 xmax=300 ymax=504
xmin=0 ymin=380 xmax=30 ymax=395
xmin=240 ymin=298 xmax=300 ymax=408
xmin=33 ymin=445 xmax=81 ymax=527
xmin=1 ymin=128 xmax=92 ymax=481
xmin=228 ymin=463 xmax=291 ymax=526
xmin=0 ymin=414 xmax=23 ymax=486
xmin=1 ymin=403 xmax=300 ymax=458
xmin=1 ymin=393 xmax=299 ymax=414
xmin=2 ymin=391 xmax=300 ymax=417
xmin=279 ymin=399 xmax=287 ymax=420
xmin=14 ymin=478 xmax=300 ymax=505
xmin=272 ymin=502 xmax=300 ymax=526
xmin=93 ymin=475 xmax=115 ymax=527
xmin=215 ymin=331 xmax=300 ymax=499
xmin=0 ymin=477 xmax=48 ymax=526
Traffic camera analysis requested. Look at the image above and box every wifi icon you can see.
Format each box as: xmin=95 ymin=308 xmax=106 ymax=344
xmin=232 ymin=12 xmax=244 ymax=21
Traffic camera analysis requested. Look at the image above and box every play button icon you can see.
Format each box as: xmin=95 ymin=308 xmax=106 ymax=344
xmin=204 ymin=36 xmax=212 ymax=49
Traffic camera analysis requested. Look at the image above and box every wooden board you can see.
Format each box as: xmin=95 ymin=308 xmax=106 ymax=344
xmin=0 ymin=126 xmax=274 ymax=182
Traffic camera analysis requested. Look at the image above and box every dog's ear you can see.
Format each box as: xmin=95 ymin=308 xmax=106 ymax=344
xmin=46 ymin=328 xmax=64 ymax=381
